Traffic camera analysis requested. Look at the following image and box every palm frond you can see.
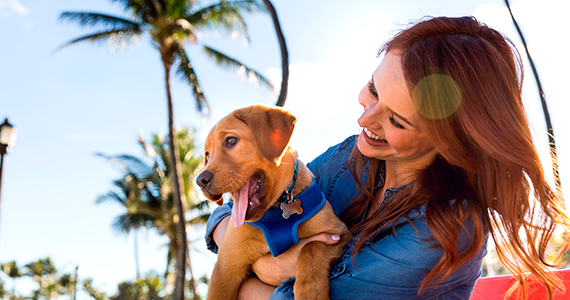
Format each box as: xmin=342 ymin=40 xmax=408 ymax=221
xmin=96 ymin=153 xmax=153 ymax=178
xmin=189 ymin=1 xmax=263 ymax=40
xmin=109 ymin=0 xmax=158 ymax=21
xmin=111 ymin=214 xmax=134 ymax=233
xmin=115 ymin=154 xmax=154 ymax=177
xmin=171 ymin=19 xmax=197 ymax=42
xmin=202 ymin=45 xmax=275 ymax=93
xmin=189 ymin=9 xmax=244 ymax=40
xmin=175 ymin=46 xmax=210 ymax=115
xmin=187 ymin=214 xmax=210 ymax=225
xmin=191 ymin=0 xmax=265 ymax=18
xmin=164 ymin=247 xmax=174 ymax=279
xmin=95 ymin=191 xmax=127 ymax=205
xmin=59 ymin=12 xmax=141 ymax=29
xmin=53 ymin=27 xmax=142 ymax=53
xmin=112 ymin=212 xmax=156 ymax=234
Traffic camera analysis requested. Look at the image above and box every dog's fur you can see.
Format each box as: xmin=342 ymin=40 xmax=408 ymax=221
xmin=196 ymin=104 xmax=349 ymax=300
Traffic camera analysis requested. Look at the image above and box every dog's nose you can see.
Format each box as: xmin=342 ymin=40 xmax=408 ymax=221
xmin=196 ymin=171 xmax=214 ymax=190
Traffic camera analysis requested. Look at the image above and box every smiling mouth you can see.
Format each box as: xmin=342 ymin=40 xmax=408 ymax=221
xmin=364 ymin=127 xmax=388 ymax=143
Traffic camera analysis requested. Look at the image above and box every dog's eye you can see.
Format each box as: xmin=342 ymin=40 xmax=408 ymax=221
xmin=204 ymin=151 xmax=210 ymax=162
xmin=224 ymin=136 xmax=239 ymax=148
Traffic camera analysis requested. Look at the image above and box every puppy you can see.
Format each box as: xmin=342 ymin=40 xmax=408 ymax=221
xmin=196 ymin=104 xmax=348 ymax=300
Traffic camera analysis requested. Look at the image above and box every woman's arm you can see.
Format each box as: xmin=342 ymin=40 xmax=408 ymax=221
xmin=237 ymin=277 xmax=275 ymax=300
xmin=205 ymin=202 xmax=232 ymax=253
xmin=212 ymin=215 xmax=230 ymax=247
xmin=251 ymin=233 xmax=341 ymax=286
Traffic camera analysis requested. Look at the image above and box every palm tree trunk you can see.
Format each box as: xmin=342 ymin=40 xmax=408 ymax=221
xmin=162 ymin=54 xmax=188 ymax=300
xmin=134 ymin=228 xmax=140 ymax=279
xmin=186 ymin=247 xmax=199 ymax=300
xmin=262 ymin=0 xmax=289 ymax=107
xmin=504 ymin=0 xmax=562 ymax=194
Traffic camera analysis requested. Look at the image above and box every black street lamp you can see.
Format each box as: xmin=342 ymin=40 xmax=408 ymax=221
xmin=0 ymin=118 xmax=18 ymax=217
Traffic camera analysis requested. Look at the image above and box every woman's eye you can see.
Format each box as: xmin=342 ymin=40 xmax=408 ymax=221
xmin=224 ymin=136 xmax=239 ymax=148
xmin=368 ymin=81 xmax=378 ymax=98
xmin=389 ymin=115 xmax=405 ymax=129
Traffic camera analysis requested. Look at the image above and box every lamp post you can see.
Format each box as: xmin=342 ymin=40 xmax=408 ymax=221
xmin=0 ymin=118 xmax=18 ymax=216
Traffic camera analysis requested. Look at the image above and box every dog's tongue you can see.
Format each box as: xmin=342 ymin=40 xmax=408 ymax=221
xmin=232 ymin=179 xmax=251 ymax=228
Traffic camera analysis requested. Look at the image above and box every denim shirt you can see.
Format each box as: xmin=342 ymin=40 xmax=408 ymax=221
xmin=204 ymin=135 xmax=487 ymax=300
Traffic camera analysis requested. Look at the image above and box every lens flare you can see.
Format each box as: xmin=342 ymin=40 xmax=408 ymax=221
xmin=412 ymin=74 xmax=462 ymax=120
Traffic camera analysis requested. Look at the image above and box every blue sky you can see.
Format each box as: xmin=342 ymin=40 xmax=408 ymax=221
xmin=1 ymin=0 xmax=568 ymax=297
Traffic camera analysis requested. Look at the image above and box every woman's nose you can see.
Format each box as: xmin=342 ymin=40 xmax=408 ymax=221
xmin=358 ymin=103 xmax=382 ymax=128
xmin=358 ymin=86 xmax=382 ymax=128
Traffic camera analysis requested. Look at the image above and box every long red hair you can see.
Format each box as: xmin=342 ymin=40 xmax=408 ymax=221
xmin=341 ymin=16 xmax=570 ymax=298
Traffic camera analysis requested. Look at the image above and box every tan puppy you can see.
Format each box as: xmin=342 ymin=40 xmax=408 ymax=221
xmin=196 ymin=104 xmax=349 ymax=300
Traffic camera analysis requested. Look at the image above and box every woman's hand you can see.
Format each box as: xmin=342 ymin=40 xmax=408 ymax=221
xmin=251 ymin=233 xmax=341 ymax=286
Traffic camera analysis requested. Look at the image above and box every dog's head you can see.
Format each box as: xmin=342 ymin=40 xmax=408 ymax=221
xmin=196 ymin=104 xmax=297 ymax=227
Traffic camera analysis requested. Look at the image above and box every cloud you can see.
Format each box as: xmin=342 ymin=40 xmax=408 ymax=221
xmin=0 ymin=0 xmax=29 ymax=17
xmin=265 ymin=58 xmax=372 ymax=160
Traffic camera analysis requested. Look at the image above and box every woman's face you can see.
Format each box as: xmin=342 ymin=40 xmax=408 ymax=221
xmin=357 ymin=52 xmax=438 ymax=172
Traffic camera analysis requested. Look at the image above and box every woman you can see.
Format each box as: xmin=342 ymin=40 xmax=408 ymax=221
xmin=205 ymin=16 xmax=570 ymax=299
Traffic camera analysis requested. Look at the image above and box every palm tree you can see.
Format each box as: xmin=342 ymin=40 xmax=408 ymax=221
xmin=97 ymin=128 xmax=208 ymax=300
xmin=83 ymin=272 xmax=165 ymax=300
xmin=504 ymin=0 xmax=561 ymax=194
xmin=261 ymin=0 xmax=289 ymax=106
xmin=56 ymin=2 xmax=274 ymax=298
xmin=82 ymin=279 xmax=108 ymax=300
xmin=0 ymin=282 xmax=6 ymax=300
xmin=1 ymin=261 xmax=23 ymax=300
xmin=23 ymin=258 xmax=74 ymax=300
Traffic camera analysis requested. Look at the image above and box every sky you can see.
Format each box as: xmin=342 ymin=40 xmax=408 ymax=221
xmin=1 ymin=0 xmax=569 ymax=298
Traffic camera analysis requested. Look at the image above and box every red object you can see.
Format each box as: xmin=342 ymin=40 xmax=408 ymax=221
xmin=470 ymin=269 xmax=570 ymax=300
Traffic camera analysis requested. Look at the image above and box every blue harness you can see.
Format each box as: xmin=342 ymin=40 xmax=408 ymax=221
xmin=247 ymin=179 xmax=326 ymax=257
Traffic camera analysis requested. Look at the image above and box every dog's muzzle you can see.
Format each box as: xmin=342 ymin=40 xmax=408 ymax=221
xmin=196 ymin=171 xmax=223 ymax=202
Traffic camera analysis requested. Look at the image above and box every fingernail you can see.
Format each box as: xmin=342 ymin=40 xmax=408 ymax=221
xmin=331 ymin=234 xmax=340 ymax=241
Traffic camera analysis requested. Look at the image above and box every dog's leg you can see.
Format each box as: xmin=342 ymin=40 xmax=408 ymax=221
xmin=207 ymin=248 xmax=260 ymax=300
xmin=294 ymin=240 xmax=346 ymax=300
xmin=207 ymin=225 xmax=268 ymax=300
xmin=207 ymin=258 xmax=249 ymax=300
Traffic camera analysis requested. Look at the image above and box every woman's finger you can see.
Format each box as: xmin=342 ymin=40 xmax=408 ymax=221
xmin=299 ymin=233 xmax=341 ymax=246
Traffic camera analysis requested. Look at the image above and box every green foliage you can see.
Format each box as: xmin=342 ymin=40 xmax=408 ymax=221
xmin=83 ymin=279 xmax=108 ymax=300
xmin=83 ymin=273 xmax=174 ymax=300
xmin=110 ymin=274 xmax=164 ymax=300
xmin=1 ymin=261 xmax=23 ymax=280
xmin=0 ymin=282 xmax=6 ymax=299
xmin=1 ymin=258 xmax=76 ymax=300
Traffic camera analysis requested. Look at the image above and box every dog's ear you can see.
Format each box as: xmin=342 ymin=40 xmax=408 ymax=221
xmin=234 ymin=105 xmax=296 ymax=165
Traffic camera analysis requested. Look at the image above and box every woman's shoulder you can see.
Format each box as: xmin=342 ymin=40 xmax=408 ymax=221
xmin=307 ymin=135 xmax=357 ymax=173
xmin=306 ymin=135 xmax=360 ymax=215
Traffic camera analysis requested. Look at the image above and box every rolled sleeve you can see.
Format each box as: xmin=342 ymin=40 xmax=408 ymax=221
xmin=269 ymin=278 xmax=295 ymax=300
xmin=204 ymin=202 xmax=233 ymax=254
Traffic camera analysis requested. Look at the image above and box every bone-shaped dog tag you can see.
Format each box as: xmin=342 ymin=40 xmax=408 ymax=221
xmin=280 ymin=199 xmax=303 ymax=219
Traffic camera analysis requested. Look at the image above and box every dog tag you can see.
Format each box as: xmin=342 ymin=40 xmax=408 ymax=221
xmin=280 ymin=199 xmax=303 ymax=219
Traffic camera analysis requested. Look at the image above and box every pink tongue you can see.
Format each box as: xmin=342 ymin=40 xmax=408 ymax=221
xmin=232 ymin=179 xmax=251 ymax=228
